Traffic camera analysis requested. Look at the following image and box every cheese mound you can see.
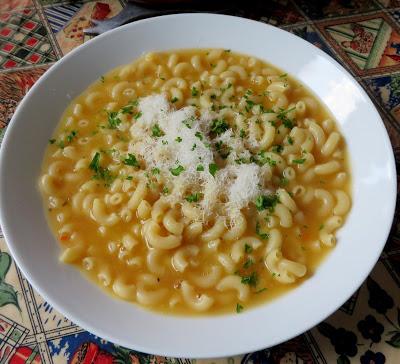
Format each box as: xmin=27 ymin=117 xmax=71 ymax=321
xmin=129 ymin=94 xmax=270 ymax=218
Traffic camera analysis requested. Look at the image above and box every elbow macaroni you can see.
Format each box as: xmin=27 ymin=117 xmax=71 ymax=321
xmin=39 ymin=49 xmax=351 ymax=315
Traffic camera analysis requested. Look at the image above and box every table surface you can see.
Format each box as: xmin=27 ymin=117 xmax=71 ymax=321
xmin=0 ymin=0 xmax=400 ymax=363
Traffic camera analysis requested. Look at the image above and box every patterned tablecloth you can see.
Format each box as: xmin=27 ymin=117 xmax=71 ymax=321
xmin=0 ymin=0 xmax=399 ymax=363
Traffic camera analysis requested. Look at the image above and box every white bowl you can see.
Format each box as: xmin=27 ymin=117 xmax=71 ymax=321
xmin=0 ymin=14 xmax=396 ymax=358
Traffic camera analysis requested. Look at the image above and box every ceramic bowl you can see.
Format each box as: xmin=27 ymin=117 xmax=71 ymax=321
xmin=0 ymin=13 xmax=396 ymax=358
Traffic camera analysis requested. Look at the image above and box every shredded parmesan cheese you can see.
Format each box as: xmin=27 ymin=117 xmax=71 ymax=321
xmin=129 ymin=94 xmax=270 ymax=219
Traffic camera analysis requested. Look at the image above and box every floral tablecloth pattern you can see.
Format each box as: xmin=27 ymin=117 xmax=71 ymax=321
xmin=0 ymin=0 xmax=400 ymax=363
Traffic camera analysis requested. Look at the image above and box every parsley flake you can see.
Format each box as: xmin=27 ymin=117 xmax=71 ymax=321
xmin=272 ymin=145 xmax=283 ymax=154
xmin=152 ymin=124 xmax=164 ymax=138
xmin=185 ymin=192 xmax=203 ymax=203
xmin=244 ymin=243 xmax=253 ymax=254
xmin=208 ymin=163 xmax=218 ymax=177
xmin=123 ymin=153 xmax=139 ymax=168
xmin=236 ymin=303 xmax=244 ymax=313
xmin=241 ymin=272 xmax=258 ymax=287
xmin=133 ymin=111 xmax=142 ymax=120
xmin=195 ymin=131 xmax=203 ymax=141
xmin=210 ymin=118 xmax=229 ymax=135
xmin=191 ymin=87 xmax=199 ymax=97
xmin=196 ymin=164 xmax=204 ymax=171
xmin=170 ymin=165 xmax=184 ymax=176
xmin=256 ymin=221 xmax=269 ymax=240
xmin=107 ymin=111 xmax=122 ymax=129
xmin=255 ymin=194 xmax=279 ymax=212
xmin=293 ymin=158 xmax=306 ymax=164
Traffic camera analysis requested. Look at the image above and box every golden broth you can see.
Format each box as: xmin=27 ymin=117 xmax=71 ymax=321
xmin=39 ymin=49 xmax=351 ymax=315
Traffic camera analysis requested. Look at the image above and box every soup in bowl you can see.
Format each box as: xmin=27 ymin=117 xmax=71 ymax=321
xmin=0 ymin=14 xmax=395 ymax=358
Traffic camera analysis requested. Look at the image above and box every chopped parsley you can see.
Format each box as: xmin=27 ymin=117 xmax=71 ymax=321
xmin=277 ymin=107 xmax=296 ymax=129
xmin=241 ymin=272 xmax=258 ymax=287
xmin=293 ymin=158 xmax=306 ymax=164
xmin=66 ymin=130 xmax=78 ymax=143
xmin=170 ymin=165 xmax=185 ymax=176
xmin=89 ymin=152 xmax=114 ymax=186
xmin=255 ymin=194 xmax=279 ymax=212
xmin=89 ymin=152 xmax=100 ymax=171
xmin=185 ymin=192 xmax=203 ymax=203
xmin=210 ymin=118 xmax=229 ymax=135
xmin=123 ymin=153 xmax=139 ymax=168
xmin=256 ymin=221 xmax=269 ymax=240
xmin=120 ymin=100 xmax=138 ymax=115
xmin=239 ymin=129 xmax=246 ymax=139
xmin=49 ymin=139 xmax=56 ymax=144
xmin=279 ymin=73 xmax=288 ymax=78
xmin=236 ymin=303 xmax=244 ymax=313
xmin=191 ymin=144 xmax=197 ymax=151
xmin=100 ymin=76 xmax=105 ymax=83
xmin=287 ymin=136 xmax=294 ymax=145
xmin=208 ymin=163 xmax=218 ymax=177
xmin=151 ymin=124 xmax=164 ymax=138
xmin=196 ymin=164 xmax=204 ymax=171
xmin=272 ymin=145 xmax=283 ymax=154
xmin=171 ymin=97 xmax=179 ymax=103
xmin=182 ymin=116 xmax=195 ymax=129
xmin=319 ymin=224 xmax=324 ymax=230
xmin=151 ymin=167 xmax=160 ymax=175
xmin=254 ymin=151 xmax=276 ymax=167
xmin=175 ymin=136 xmax=182 ymax=143
xmin=133 ymin=111 xmax=142 ymax=120
xmin=126 ymin=176 xmax=133 ymax=180
xmin=245 ymin=99 xmax=255 ymax=112
xmin=191 ymin=87 xmax=199 ymax=97
xmin=162 ymin=186 xmax=169 ymax=194
xmin=120 ymin=105 xmax=133 ymax=114
xmin=244 ymin=243 xmax=253 ymax=254
xmin=195 ymin=131 xmax=203 ymax=141
xmin=107 ymin=111 xmax=122 ymax=129
xmin=243 ymin=259 xmax=254 ymax=269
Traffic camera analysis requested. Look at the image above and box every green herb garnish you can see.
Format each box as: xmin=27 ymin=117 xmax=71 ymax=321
xmin=255 ymin=194 xmax=279 ymax=212
xmin=256 ymin=221 xmax=269 ymax=240
xmin=152 ymin=124 xmax=164 ymax=138
xmin=185 ymin=193 xmax=203 ymax=203
xmin=241 ymin=272 xmax=258 ymax=287
xmin=210 ymin=118 xmax=229 ymax=135
xmin=123 ymin=153 xmax=139 ymax=168
xmin=170 ymin=165 xmax=185 ymax=176
xmin=107 ymin=111 xmax=122 ymax=129
xmin=191 ymin=87 xmax=199 ymax=97
xmin=208 ymin=163 xmax=218 ymax=177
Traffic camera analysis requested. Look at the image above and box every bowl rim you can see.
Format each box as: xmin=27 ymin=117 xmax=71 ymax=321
xmin=0 ymin=13 xmax=397 ymax=358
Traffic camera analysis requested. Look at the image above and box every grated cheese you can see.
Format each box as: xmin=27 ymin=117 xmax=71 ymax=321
xmin=129 ymin=94 xmax=271 ymax=219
